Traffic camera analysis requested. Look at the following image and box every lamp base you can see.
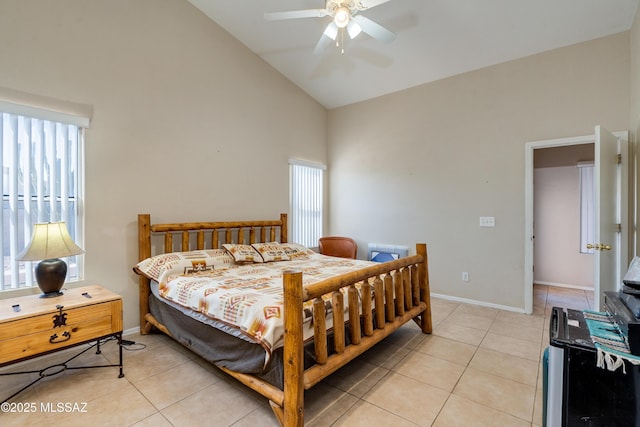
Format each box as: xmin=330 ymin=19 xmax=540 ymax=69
xmin=35 ymin=258 xmax=67 ymax=298
xmin=40 ymin=290 xmax=64 ymax=298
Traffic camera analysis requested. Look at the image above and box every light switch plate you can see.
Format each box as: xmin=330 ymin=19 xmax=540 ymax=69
xmin=479 ymin=217 xmax=495 ymax=227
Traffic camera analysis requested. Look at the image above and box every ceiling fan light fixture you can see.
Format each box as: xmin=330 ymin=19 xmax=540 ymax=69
xmin=265 ymin=0 xmax=397 ymax=55
xmin=334 ymin=7 xmax=350 ymax=28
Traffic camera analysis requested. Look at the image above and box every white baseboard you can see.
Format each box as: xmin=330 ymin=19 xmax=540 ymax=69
xmin=431 ymin=293 xmax=526 ymax=314
xmin=123 ymin=326 xmax=141 ymax=337
xmin=534 ymin=281 xmax=594 ymax=291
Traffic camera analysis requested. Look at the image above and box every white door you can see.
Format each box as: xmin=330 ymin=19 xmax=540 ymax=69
xmin=592 ymin=125 xmax=621 ymax=310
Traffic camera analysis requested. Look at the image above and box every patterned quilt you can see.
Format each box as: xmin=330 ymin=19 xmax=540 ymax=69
xmin=158 ymin=253 xmax=377 ymax=360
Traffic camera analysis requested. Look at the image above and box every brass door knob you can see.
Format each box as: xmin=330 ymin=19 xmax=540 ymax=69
xmin=586 ymin=243 xmax=612 ymax=251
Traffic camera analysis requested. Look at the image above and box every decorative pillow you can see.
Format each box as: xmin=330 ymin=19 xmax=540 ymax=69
xmin=222 ymin=244 xmax=264 ymax=263
xmin=134 ymin=249 xmax=234 ymax=282
xmin=251 ymin=242 xmax=291 ymax=262
xmin=279 ymin=243 xmax=316 ymax=259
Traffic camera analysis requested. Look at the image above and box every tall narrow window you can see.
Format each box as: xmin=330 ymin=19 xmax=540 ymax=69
xmin=579 ymin=162 xmax=595 ymax=254
xmin=0 ymin=111 xmax=85 ymax=291
xmin=289 ymin=159 xmax=325 ymax=248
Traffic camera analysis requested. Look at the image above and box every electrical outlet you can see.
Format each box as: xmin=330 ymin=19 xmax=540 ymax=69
xmin=462 ymin=272 xmax=469 ymax=282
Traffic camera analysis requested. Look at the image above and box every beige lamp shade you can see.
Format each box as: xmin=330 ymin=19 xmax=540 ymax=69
xmin=17 ymin=222 xmax=84 ymax=261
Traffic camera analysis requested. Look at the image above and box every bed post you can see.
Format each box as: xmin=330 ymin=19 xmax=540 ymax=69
xmin=417 ymin=243 xmax=432 ymax=333
xmin=138 ymin=214 xmax=152 ymax=334
xmin=282 ymin=269 xmax=304 ymax=427
xmin=280 ymin=213 xmax=288 ymax=243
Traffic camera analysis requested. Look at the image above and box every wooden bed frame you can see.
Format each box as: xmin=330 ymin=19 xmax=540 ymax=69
xmin=137 ymin=213 xmax=432 ymax=427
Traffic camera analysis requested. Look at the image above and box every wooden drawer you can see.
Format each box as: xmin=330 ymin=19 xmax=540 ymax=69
xmin=0 ymin=285 xmax=122 ymax=366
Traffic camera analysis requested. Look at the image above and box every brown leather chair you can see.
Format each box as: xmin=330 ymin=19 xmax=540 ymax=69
xmin=318 ymin=236 xmax=358 ymax=259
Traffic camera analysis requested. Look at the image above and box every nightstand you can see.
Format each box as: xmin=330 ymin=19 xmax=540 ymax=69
xmin=0 ymin=285 xmax=124 ymax=402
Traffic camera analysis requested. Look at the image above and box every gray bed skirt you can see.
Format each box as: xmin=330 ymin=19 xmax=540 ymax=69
xmin=149 ymin=292 xmax=355 ymax=392
xmin=149 ymin=293 xmax=285 ymax=389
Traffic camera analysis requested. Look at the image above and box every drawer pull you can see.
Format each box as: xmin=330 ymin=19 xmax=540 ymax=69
xmin=49 ymin=331 xmax=71 ymax=344
xmin=52 ymin=305 xmax=68 ymax=328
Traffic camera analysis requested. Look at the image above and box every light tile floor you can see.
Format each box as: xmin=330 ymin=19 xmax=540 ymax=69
xmin=0 ymin=284 xmax=593 ymax=426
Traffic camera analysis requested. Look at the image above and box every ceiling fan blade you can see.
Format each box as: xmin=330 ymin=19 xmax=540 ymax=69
xmin=352 ymin=15 xmax=395 ymax=43
xmin=264 ymin=9 xmax=327 ymax=21
xmin=347 ymin=20 xmax=362 ymax=39
xmin=313 ymin=22 xmax=338 ymax=55
xmin=356 ymin=0 xmax=392 ymax=10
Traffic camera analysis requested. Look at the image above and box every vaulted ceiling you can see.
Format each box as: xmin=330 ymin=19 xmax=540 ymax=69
xmin=189 ymin=0 xmax=639 ymax=109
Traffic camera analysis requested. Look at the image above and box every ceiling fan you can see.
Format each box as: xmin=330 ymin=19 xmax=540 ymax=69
xmin=264 ymin=0 xmax=396 ymax=54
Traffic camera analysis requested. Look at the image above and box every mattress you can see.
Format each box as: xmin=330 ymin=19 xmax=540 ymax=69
xmin=157 ymin=253 xmax=377 ymax=360
xmin=140 ymin=245 xmax=377 ymax=388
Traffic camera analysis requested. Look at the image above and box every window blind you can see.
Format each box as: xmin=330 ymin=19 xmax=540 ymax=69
xmin=289 ymin=159 xmax=325 ymax=248
xmin=0 ymin=111 xmax=84 ymax=290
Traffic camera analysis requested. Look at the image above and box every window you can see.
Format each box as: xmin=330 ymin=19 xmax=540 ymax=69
xmin=289 ymin=159 xmax=325 ymax=248
xmin=0 ymin=110 xmax=85 ymax=291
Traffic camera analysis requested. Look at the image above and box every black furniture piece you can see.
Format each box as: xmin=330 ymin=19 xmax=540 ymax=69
xmin=546 ymin=299 xmax=640 ymax=426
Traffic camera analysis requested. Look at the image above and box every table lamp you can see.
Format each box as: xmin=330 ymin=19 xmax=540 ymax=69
xmin=16 ymin=222 xmax=84 ymax=298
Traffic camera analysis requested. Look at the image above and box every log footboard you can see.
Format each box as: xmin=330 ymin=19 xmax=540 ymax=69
xmin=136 ymin=214 xmax=431 ymax=427
xmin=280 ymin=244 xmax=431 ymax=426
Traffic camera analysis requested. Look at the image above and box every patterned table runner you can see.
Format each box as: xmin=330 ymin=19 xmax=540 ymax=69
xmin=583 ymin=310 xmax=640 ymax=373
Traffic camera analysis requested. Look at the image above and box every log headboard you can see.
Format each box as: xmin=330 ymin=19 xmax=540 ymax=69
xmin=138 ymin=213 xmax=288 ymax=259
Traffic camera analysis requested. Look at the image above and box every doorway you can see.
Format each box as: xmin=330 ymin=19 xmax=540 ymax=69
xmin=533 ymin=144 xmax=595 ymax=290
xmin=524 ymin=130 xmax=629 ymax=314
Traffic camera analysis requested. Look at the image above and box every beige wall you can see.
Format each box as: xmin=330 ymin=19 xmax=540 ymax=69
xmin=0 ymin=0 xmax=327 ymax=330
xmin=327 ymin=32 xmax=630 ymax=310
